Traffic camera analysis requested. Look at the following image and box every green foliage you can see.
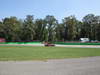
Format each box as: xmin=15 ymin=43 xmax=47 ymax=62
xmin=0 ymin=14 xmax=100 ymax=42
xmin=22 ymin=15 xmax=35 ymax=41
xmin=63 ymin=16 xmax=77 ymax=40
xmin=34 ymin=19 xmax=47 ymax=41
xmin=44 ymin=15 xmax=58 ymax=42
xmin=2 ymin=17 xmax=21 ymax=41
xmin=82 ymin=14 xmax=100 ymax=40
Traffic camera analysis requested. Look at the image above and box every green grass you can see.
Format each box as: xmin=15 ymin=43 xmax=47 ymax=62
xmin=54 ymin=42 xmax=100 ymax=45
xmin=0 ymin=46 xmax=100 ymax=61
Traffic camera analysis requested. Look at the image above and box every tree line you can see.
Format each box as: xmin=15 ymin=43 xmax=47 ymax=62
xmin=0 ymin=14 xmax=100 ymax=42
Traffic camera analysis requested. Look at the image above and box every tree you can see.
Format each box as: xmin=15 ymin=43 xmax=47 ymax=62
xmin=0 ymin=21 xmax=4 ymax=38
xmin=94 ymin=16 xmax=100 ymax=41
xmin=96 ymin=24 xmax=100 ymax=41
xmin=34 ymin=19 xmax=47 ymax=41
xmin=82 ymin=14 xmax=98 ymax=40
xmin=22 ymin=15 xmax=35 ymax=41
xmin=75 ymin=21 xmax=83 ymax=40
xmin=0 ymin=14 xmax=100 ymax=42
xmin=55 ymin=23 xmax=65 ymax=41
xmin=44 ymin=15 xmax=58 ymax=42
xmin=63 ymin=16 xmax=77 ymax=40
xmin=2 ymin=17 xmax=21 ymax=41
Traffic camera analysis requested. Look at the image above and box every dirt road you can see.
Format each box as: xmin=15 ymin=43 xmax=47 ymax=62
xmin=0 ymin=56 xmax=100 ymax=75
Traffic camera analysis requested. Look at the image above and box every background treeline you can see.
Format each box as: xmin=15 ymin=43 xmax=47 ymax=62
xmin=0 ymin=14 xmax=100 ymax=42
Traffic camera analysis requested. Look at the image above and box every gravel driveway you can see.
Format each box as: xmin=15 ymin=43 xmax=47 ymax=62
xmin=0 ymin=56 xmax=100 ymax=75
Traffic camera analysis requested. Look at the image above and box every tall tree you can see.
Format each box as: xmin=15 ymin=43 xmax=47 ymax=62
xmin=22 ymin=15 xmax=35 ymax=41
xmin=94 ymin=16 xmax=100 ymax=41
xmin=75 ymin=21 xmax=83 ymax=40
xmin=0 ymin=21 xmax=4 ymax=38
xmin=63 ymin=16 xmax=77 ymax=40
xmin=44 ymin=15 xmax=58 ymax=42
xmin=82 ymin=14 xmax=98 ymax=40
xmin=34 ymin=19 xmax=47 ymax=41
xmin=55 ymin=23 xmax=65 ymax=41
xmin=2 ymin=17 xmax=21 ymax=41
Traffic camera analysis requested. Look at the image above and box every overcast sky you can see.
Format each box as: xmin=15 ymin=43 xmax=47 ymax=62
xmin=0 ymin=0 xmax=100 ymax=21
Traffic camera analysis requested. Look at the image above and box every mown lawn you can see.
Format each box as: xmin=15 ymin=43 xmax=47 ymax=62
xmin=0 ymin=46 xmax=100 ymax=61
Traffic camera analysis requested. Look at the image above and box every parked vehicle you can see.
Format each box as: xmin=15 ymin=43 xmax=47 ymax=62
xmin=80 ymin=38 xmax=89 ymax=43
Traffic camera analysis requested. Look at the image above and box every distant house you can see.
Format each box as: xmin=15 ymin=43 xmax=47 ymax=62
xmin=0 ymin=38 xmax=6 ymax=42
xmin=80 ymin=38 xmax=89 ymax=43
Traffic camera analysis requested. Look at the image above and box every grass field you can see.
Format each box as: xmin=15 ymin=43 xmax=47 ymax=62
xmin=0 ymin=46 xmax=100 ymax=61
